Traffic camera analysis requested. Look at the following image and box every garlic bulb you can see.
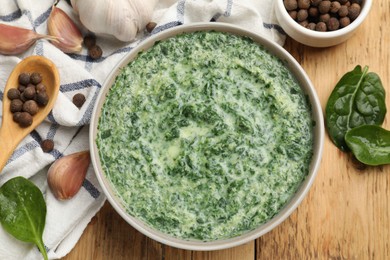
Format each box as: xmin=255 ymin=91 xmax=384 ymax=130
xmin=70 ymin=0 xmax=158 ymax=42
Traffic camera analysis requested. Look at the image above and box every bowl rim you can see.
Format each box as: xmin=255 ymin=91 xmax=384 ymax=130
xmin=89 ymin=22 xmax=325 ymax=251
xmin=275 ymin=0 xmax=372 ymax=39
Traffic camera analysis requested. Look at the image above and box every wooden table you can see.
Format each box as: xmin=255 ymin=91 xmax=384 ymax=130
xmin=64 ymin=2 xmax=390 ymax=259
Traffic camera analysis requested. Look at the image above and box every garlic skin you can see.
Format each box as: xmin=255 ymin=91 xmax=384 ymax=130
xmin=48 ymin=5 xmax=83 ymax=53
xmin=47 ymin=151 xmax=90 ymax=200
xmin=71 ymin=0 xmax=158 ymax=42
xmin=0 ymin=23 xmax=57 ymax=55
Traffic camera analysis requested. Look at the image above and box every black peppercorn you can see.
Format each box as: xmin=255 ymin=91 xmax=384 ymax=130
xmin=146 ymin=22 xmax=157 ymax=33
xmin=10 ymin=99 xmax=23 ymax=113
xmin=84 ymin=34 xmax=97 ymax=49
xmin=7 ymin=88 xmax=20 ymax=100
xmin=73 ymin=93 xmax=86 ymax=108
xmin=18 ymin=73 xmax=30 ymax=86
xmin=36 ymin=83 xmax=46 ymax=93
xmin=88 ymin=45 xmax=103 ymax=60
xmin=41 ymin=139 xmax=54 ymax=153
xmin=18 ymin=112 xmax=33 ymax=128
xmin=36 ymin=91 xmax=49 ymax=106
xmin=30 ymin=72 xmax=42 ymax=85
xmin=23 ymin=85 xmax=36 ymax=100
xmin=284 ymin=0 xmax=298 ymax=11
xmin=23 ymin=100 xmax=39 ymax=116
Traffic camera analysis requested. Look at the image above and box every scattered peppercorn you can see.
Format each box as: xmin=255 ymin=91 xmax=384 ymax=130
xmin=23 ymin=100 xmax=39 ymax=116
xmin=88 ymin=45 xmax=103 ymax=60
xmin=146 ymin=22 xmax=157 ymax=33
xmin=30 ymin=72 xmax=42 ymax=85
xmin=18 ymin=112 xmax=33 ymax=127
xmin=18 ymin=73 xmax=30 ymax=85
xmin=72 ymin=93 xmax=86 ymax=108
xmin=41 ymin=139 xmax=54 ymax=153
xmin=7 ymin=88 xmax=20 ymax=100
xmin=83 ymin=34 xmax=97 ymax=49
xmin=10 ymin=99 xmax=23 ymax=113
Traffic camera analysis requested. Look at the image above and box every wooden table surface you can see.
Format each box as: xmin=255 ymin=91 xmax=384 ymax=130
xmin=64 ymin=1 xmax=390 ymax=259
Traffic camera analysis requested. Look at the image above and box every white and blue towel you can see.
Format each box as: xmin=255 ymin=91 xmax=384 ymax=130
xmin=0 ymin=0 xmax=285 ymax=259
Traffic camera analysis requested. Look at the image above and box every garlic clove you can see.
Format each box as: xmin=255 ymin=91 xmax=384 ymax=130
xmin=47 ymin=151 xmax=90 ymax=200
xmin=0 ymin=23 xmax=57 ymax=55
xmin=47 ymin=5 xmax=83 ymax=53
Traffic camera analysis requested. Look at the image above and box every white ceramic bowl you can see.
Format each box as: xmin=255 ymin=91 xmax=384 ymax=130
xmin=90 ymin=23 xmax=324 ymax=251
xmin=275 ymin=0 xmax=372 ymax=47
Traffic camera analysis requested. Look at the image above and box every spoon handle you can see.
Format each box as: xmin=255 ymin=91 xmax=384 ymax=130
xmin=0 ymin=124 xmax=22 ymax=173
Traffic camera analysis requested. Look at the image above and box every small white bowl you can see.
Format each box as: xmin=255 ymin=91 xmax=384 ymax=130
xmin=275 ymin=0 xmax=372 ymax=47
xmin=90 ymin=23 xmax=324 ymax=251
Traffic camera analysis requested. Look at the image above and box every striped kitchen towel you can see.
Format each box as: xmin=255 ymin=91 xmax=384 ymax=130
xmin=0 ymin=0 xmax=285 ymax=259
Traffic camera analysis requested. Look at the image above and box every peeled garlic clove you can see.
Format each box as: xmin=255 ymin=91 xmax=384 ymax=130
xmin=0 ymin=23 xmax=57 ymax=55
xmin=47 ymin=151 xmax=90 ymax=200
xmin=48 ymin=5 xmax=83 ymax=53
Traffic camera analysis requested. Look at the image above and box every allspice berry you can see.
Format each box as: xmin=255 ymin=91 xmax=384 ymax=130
xmin=36 ymin=83 xmax=46 ymax=93
xmin=338 ymin=5 xmax=349 ymax=17
xmin=297 ymin=9 xmax=309 ymax=22
xmin=41 ymin=139 xmax=54 ymax=153
xmin=73 ymin=93 xmax=86 ymax=108
xmin=10 ymin=99 xmax=23 ymax=113
xmin=340 ymin=16 xmax=351 ymax=28
xmin=13 ymin=112 xmax=22 ymax=123
xmin=298 ymin=0 xmax=310 ymax=9
xmin=88 ymin=45 xmax=103 ymax=60
xmin=315 ymin=21 xmax=327 ymax=31
xmin=30 ymin=72 xmax=42 ymax=85
xmin=36 ymin=91 xmax=49 ymax=106
xmin=348 ymin=3 xmax=361 ymax=21
xmin=327 ymin=17 xmax=340 ymax=31
xmin=289 ymin=10 xmax=298 ymax=20
xmin=18 ymin=112 xmax=33 ymax=128
xmin=318 ymin=1 xmax=331 ymax=14
xmin=23 ymin=100 xmax=39 ymax=116
xmin=330 ymin=1 xmax=341 ymax=13
xmin=83 ymin=34 xmax=97 ymax=49
xmin=18 ymin=73 xmax=30 ymax=86
xmin=146 ymin=22 xmax=157 ymax=33
xmin=7 ymin=88 xmax=20 ymax=100
xmin=18 ymin=84 xmax=26 ymax=93
xmin=23 ymin=86 xmax=36 ymax=100
xmin=310 ymin=0 xmax=322 ymax=6
xmin=284 ymin=0 xmax=298 ymax=11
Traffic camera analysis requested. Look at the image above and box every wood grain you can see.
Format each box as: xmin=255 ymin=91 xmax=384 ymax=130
xmin=64 ymin=1 xmax=390 ymax=259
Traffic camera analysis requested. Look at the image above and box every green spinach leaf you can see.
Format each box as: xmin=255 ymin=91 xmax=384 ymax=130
xmin=345 ymin=125 xmax=390 ymax=166
xmin=325 ymin=65 xmax=386 ymax=151
xmin=0 ymin=177 xmax=48 ymax=260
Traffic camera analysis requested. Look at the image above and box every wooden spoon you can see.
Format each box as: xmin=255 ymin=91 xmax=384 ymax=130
xmin=0 ymin=56 xmax=60 ymax=173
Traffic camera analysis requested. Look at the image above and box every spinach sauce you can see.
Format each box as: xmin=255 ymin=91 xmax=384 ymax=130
xmin=97 ymin=31 xmax=313 ymax=241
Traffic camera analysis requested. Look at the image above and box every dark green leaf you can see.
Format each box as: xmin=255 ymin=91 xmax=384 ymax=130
xmin=325 ymin=65 xmax=386 ymax=151
xmin=345 ymin=125 xmax=390 ymax=166
xmin=0 ymin=177 xmax=48 ymax=260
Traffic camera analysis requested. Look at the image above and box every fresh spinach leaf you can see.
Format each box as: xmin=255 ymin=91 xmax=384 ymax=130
xmin=325 ymin=65 xmax=386 ymax=151
xmin=0 ymin=177 xmax=48 ymax=260
xmin=345 ymin=125 xmax=390 ymax=166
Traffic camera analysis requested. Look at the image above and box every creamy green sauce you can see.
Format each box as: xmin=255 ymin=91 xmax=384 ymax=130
xmin=97 ymin=31 xmax=313 ymax=241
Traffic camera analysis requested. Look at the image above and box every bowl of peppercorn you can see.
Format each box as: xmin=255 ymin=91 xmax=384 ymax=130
xmin=275 ymin=0 xmax=372 ymax=47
